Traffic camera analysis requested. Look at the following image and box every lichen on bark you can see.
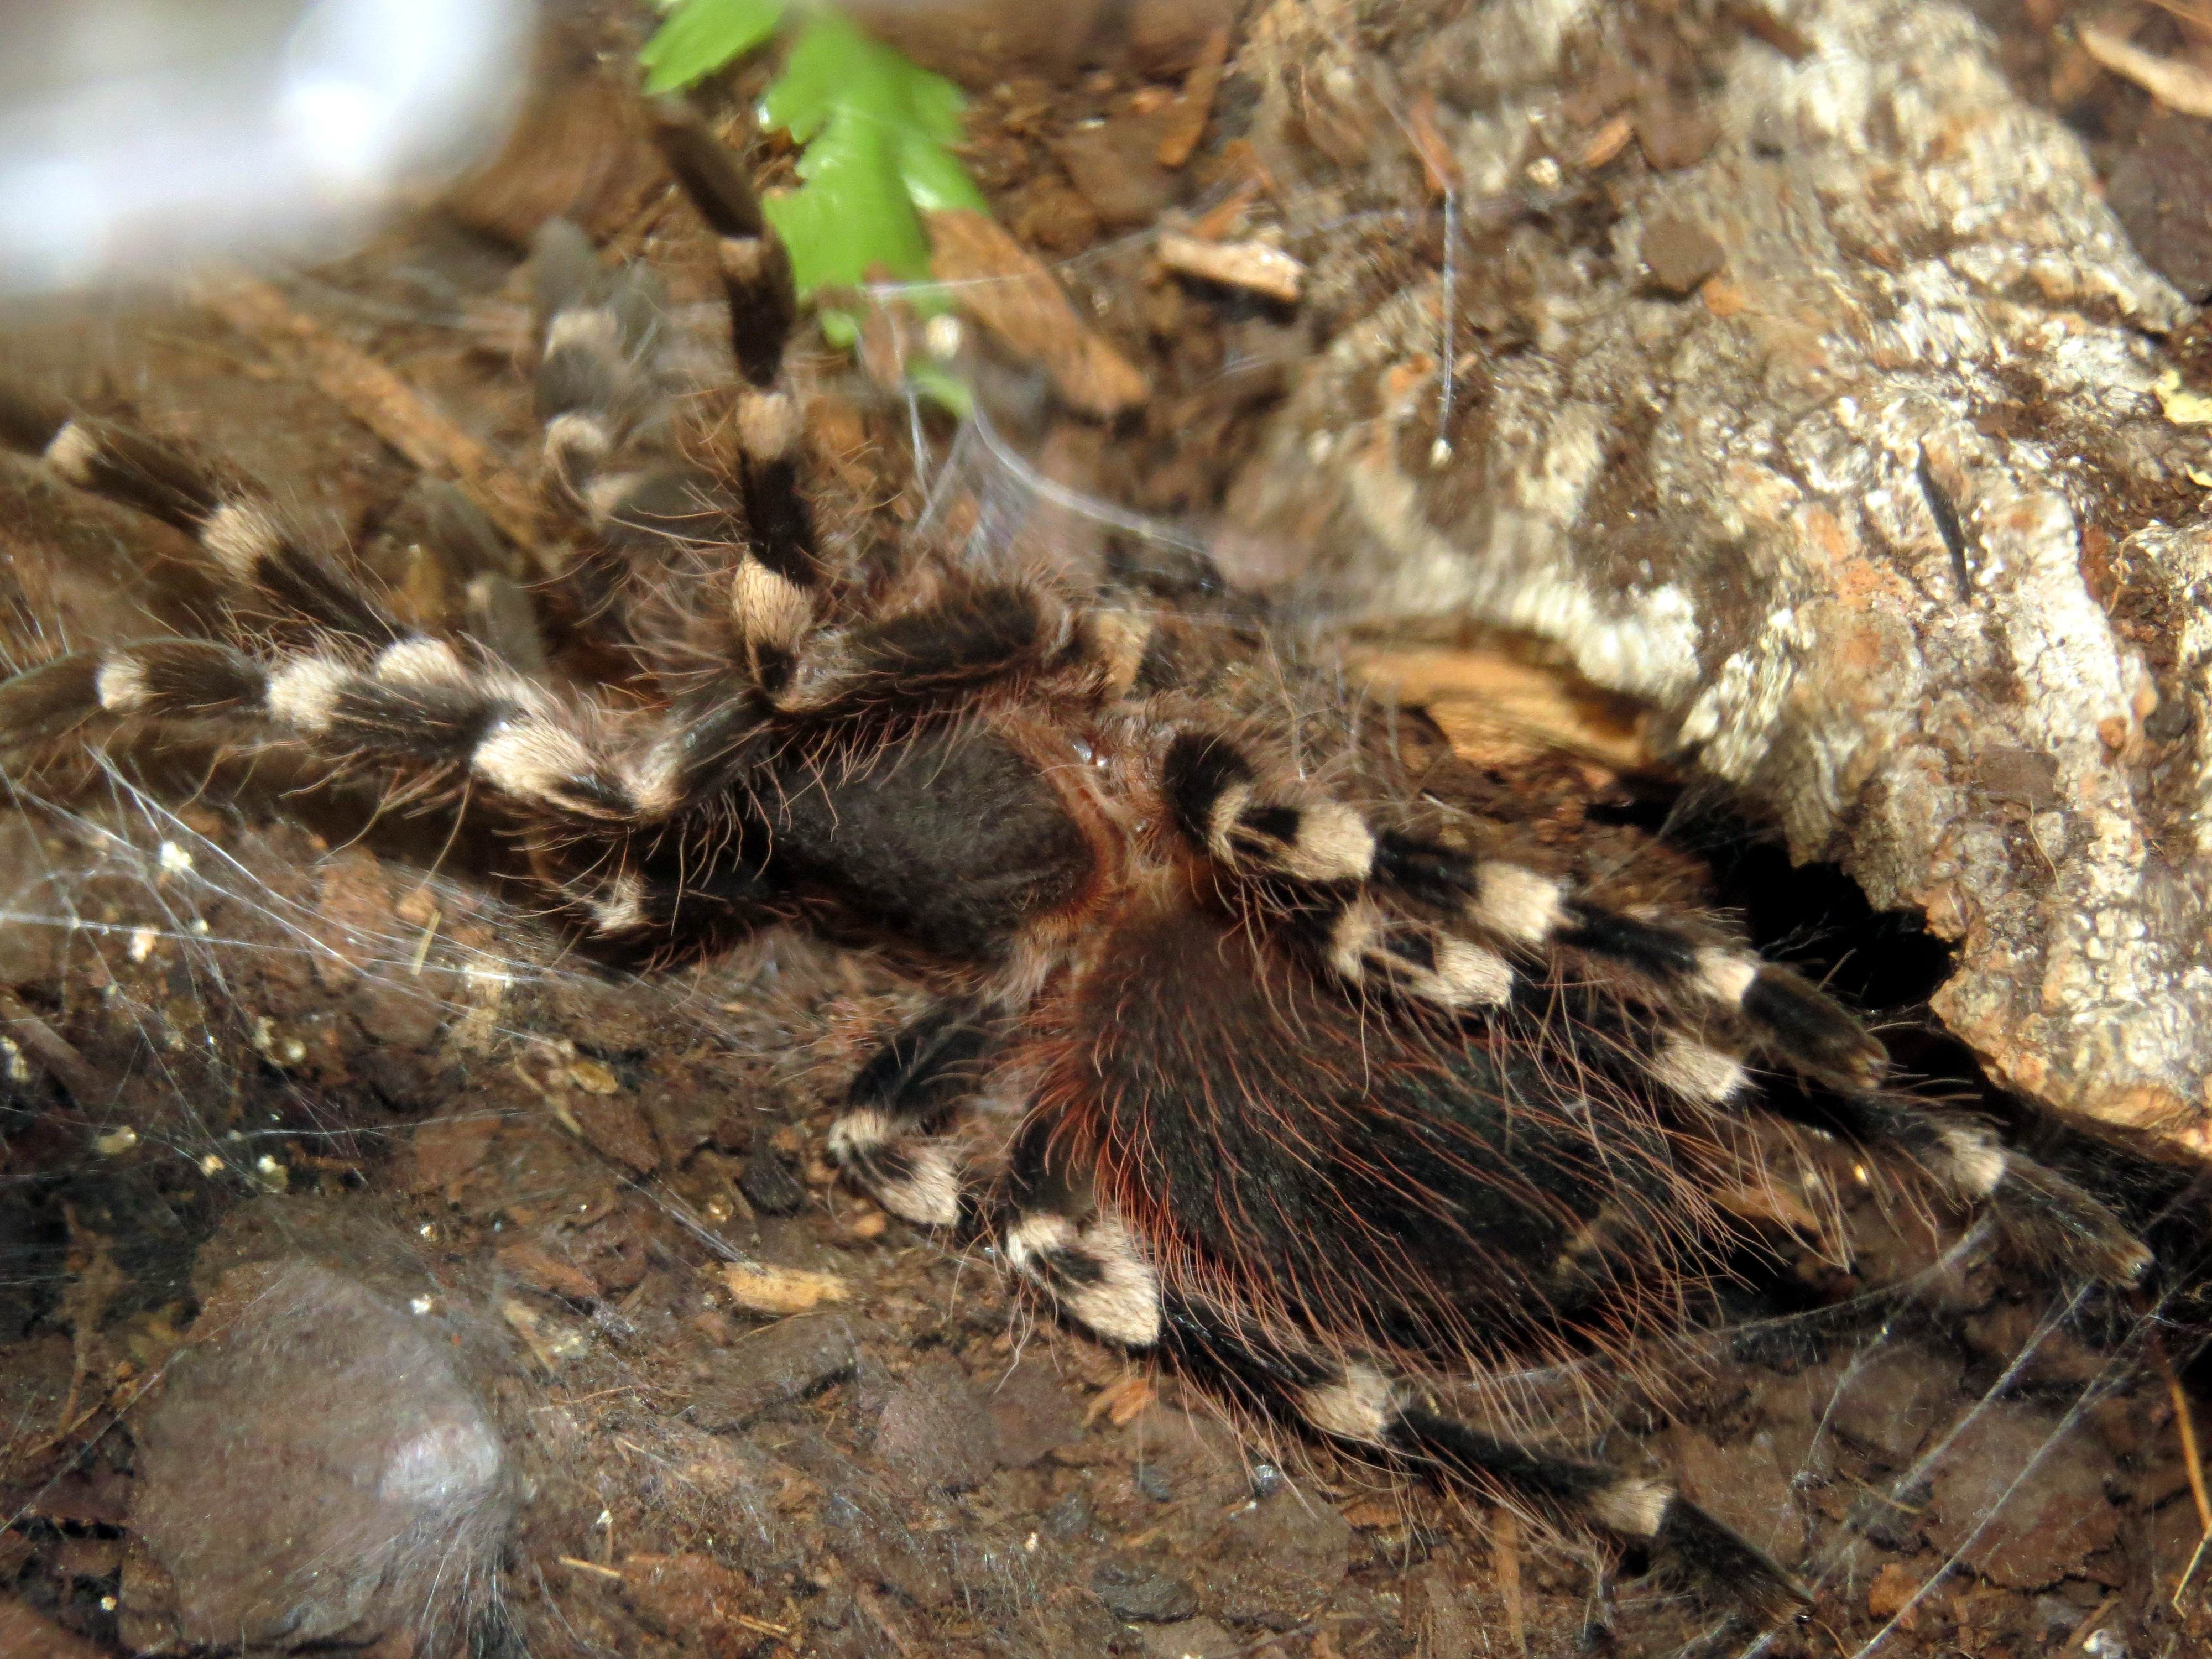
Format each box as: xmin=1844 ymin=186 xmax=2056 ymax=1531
xmin=1227 ymin=0 xmax=2212 ymax=1142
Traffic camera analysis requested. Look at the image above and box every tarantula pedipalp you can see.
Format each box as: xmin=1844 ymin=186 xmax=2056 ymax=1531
xmin=0 ymin=106 xmax=2161 ymax=1632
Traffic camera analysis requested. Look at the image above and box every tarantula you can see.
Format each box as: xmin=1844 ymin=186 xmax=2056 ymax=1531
xmin=0 ymin=107 xmax=2163 ymax=1631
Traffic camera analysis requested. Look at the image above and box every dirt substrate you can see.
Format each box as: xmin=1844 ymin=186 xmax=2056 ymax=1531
xmin=3 ymin=3 xmax=2211 ymax=1657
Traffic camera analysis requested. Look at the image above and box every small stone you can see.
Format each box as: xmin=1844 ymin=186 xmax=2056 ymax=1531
xmin=1046 ymin=1491 xmax=1100 ymax=1540
xmin=1092 ymin=1557 xmax=1199 ymax=1622
xmin=0 ymin=1595 xmax=111 ymax=1659
xmin=126 ymin=1255 xmax=514 ymax=1651
xmin=739 ymin=1121 xmax=808 ymax=1215
xmin=988 ymin=1358 xmax=1086 ymax=1467
xmin=1824 ymin=1343 xmax=1959 ymax=1464
xmin=1975 ymin=746 xmax=2060 ymax=811
xmin=405 ymin=1113 xmax=497 ymax=1194
xmin=1053 ymin=121 xmax=1179 ymax=227
xmin=2109 ymin=116 xmax=2212 ymax=303
xmin=685 ymin=1314 xmax=857 ymax=1431
xmin=1635 ymin=101 xmax=1720 ymax=170
xmin=569 ymin=1094 xmax=660 ymax=1174
xmin=872 ymin=1359 xmax=1000 ymax=1492
xmin=1660 ymin=1424 xmax=1807 ymax=1564
xmin=1641 ymin=215 xmax=1726 ymax=295
xmin=348 ymin=979 xmax=445 ymax=1049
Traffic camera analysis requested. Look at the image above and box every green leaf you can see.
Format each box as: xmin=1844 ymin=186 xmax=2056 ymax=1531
xmin=639 ymin=0 xmax=787 ymax=95
xmin=757 ymin=9 xmax=988 ymax=295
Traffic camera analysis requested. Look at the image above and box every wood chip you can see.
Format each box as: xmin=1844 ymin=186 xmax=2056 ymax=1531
xmin=1580 ymin=113 xmax=1636 ymax=170
xmin=1866 ymin=1559 xmax=1921 ymax=1626
xmin=1156 ymin=232 xmax=1307 ymax=304
xmin=195 ymin=274 xmax=539 ymax=547
xmin=1340 ymin=1496 xmax=1404 ymax=1528
xmin=1407 ymin=91 xmax=1460 ymax=197
xmin=853 ymin=1583 xmax=921 ymax=1659
xmin=2156 ymin=367 xmax=2212 ymax=425
xmin=567 ymin=1055 xmax=621 ymax=1095
xmin=722 ymin=1261 xmax=850 ymax=1315
xmin=1156 ymin=26 xmax=1233 ymax=170
xmin=1700 ymin=275 xmax=1751 ymax=317
xmin=1722 ymin=0 xmax=1815 ymax=60
xmin=926 ymin=208 xmax=1149 ymax=417
xmin=2078 ymin=20 xmax=2212 ymax=116
xmin=1349 ymin=647 xmax=1652 ymax=771
xmin=1083 ymin=1370 xmax=1158 ymax=1425
xmin=498 ymin=1241 xmax=601 ymax=1303
xmin=1188 ymin=178 xmax=1263 ymax=242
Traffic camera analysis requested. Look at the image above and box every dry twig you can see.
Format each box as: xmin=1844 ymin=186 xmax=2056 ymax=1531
xmin=2078 ymin=19 xmax=2212 ymax=115
xmin=1157 ymin=27 xmax=1234 ymax=169
xmin=1491 ymin=1506 xmax=1527 ymax=1656
xmin=196 ymin=274 xmax=540 ymax=546
xmin=1156 ymin=232 xmax=1307 ymax=304
xmin=926 ymin=209 xmax=1149 ymax=416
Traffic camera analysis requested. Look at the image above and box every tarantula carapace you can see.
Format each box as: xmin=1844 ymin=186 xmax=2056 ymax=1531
xmin=0 ymin=106 xmax=2162 ymax=1631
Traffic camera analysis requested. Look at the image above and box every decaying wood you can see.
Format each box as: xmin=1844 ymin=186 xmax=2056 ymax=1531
xmin=1228 ymin=0 xmax=2212 ymax=1143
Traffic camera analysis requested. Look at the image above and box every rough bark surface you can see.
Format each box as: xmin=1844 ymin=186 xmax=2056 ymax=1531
xmin=1224 ymin=0 xmax=2212 ymax=1140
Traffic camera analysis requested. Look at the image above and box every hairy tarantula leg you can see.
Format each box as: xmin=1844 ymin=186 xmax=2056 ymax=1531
xmin=1320 ymin=894 xmax=1517 ymax=1009
xmin=1582 ymin=990 xmax=2152 ymax=1285
xmin=648 ymin=103 xmax=816 ymax=595
xmin=1001 ymin=1206 xmax=1165 ymax=1348
xmin=1158 ymin=733 xmax=1518 ymax=1011
xmin=827 ymin=999 xmax=999 ymax=1227
xmin=1390 ymin=844 xmax=1888 ymax=1090
xmin=1770 ymin=1090 xmax=2152 ymax=1285
xmin=1155 ymin=1303 xmax=1811 ymax=1629
xmin=997 ymin=1114 xmax=1166 ymax=1345
xmin=530 ymin=220 xmax=769 ymax=655
xmin=0 ymin=641 xmax=264 ymax=743
xmin=770 ymin=581 xmax=1078 ymax=718
xmin=1162 ymin=731 xmax=1379 ymax=884
xmin=403 ymin=478 xmax=552 ymax=677
xmin=526 ymin=839 xmax=780 ymax=962
xmin=1162 ymin=729 xmax=1887 ymax=1091
xmin=0 ymin=388 xmax=405 ymax=648
xmin=1168 ymin=757 xmax=1883 ymax=1091
xmin=0 ymin=634 xmax=659 ymax=822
